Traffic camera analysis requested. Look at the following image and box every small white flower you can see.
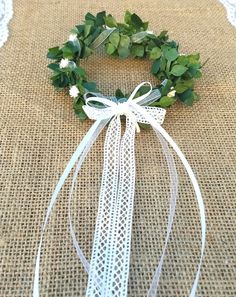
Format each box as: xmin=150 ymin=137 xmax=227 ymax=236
xmin=69 ymin=86 xmax=80 ymax=98
xmin=69 ymin=33 xmax=78 ymax=42
xmin=167 ymin=90 xmax=176 ymax=97
xmin=59 ymin=58 xmax=69 ymax=69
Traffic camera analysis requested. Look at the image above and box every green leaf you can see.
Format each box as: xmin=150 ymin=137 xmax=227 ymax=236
xmin=178 ymin=89 xmax=194 ymax=105
xmin=83 ymin=81 xmax=98 ymax=92
xmin=175 ymin=79 xmax=193 ymax=93
xmin=96 ymin=11 xmax=106 ymax=26
xmin=75 ymin=25 xmax=84 ymax=34
xmin=149 ymin=47 xmax=162 ymax=60
xmin=160 ymin=56 xmax=167 ymax=71
xmin=163 ymin=47 xmax=178 ymax=61
xmin=64 ymin=41 xmax=80 ymax=53
xmin=109 ymin=32 xmax=120 ymax=48
xmin=74 ymin=67 xmax=86 ymax=78
xmin=158 ymin=30 xmax=168 ymax=40
xmin=124 ymin=10 xmax=132 ymax=24
xmin=80 ymin=45 xmax=93 ymax=58
xmin=104 ymin=14 xmax=117 ymax=27
xmin=188 ymin=53 xmax=200 ymax=64
xmin=73 ymin=99 xmax=88 ymax=121
xmin=177 ymin=55 xmax=188 ymax=66
xmin=131 ymin=45 xmax=144 ymax=57
xmin=119 ymin=35 xmax=130 ymax=48
xmin=52 ymin=73 xmax=69 ymax=88
xmin=47 ymin=63 xmax=60 ymax=72
xmin=118 ymin=47 xmax=130 ymax=58
xmin=152 ymin=96 xmax=176 ymax=107
xmin=47 ymin=47 xmax=62 ymax=59
xmin=131 ymin=13 xmax=144 ymax=28
xmin=195 ymin=70 xmax=202 ymax=78
xmin=115 ymin=89 xmax=125 ymax=98
xmin=84 ymin=24 xmax=92 ymax=37
xmin=62 ymin=47 xmax=74 ymax=59
xmin=106 ymin=43 xmax=116 ymax=55
xmin=142 ymin=21 xmax=149 ymax=31
xmin=85 ymin=12 xmax=96 ymax=21
xmin=151 ymin=59 xmax=161 ymax=74
xmin=170 ymin=65 xmax=188 ymax=76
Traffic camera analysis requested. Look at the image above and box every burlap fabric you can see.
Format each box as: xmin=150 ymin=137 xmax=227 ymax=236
xmin=0 ymin=0 xmax=236 ymax=296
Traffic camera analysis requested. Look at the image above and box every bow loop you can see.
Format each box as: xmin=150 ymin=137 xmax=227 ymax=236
xmin=83 ymin=82 xmax=166 ymax=128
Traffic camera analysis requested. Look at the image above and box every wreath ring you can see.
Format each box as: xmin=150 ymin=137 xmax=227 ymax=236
xmin=47 ymin=11 xmax=203 ymax=121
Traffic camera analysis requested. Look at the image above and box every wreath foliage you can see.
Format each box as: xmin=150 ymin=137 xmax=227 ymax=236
xmin=47 ymin=11 xmax=203 ymax=120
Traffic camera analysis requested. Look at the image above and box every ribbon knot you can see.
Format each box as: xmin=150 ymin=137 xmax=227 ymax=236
xmin=83 ymin=82 xmax=166 ymax=129
xmin=114 ymin=102 xmax=140 ymax=132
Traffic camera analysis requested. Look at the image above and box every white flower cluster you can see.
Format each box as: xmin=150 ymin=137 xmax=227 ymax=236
xmin=167 ymin=87 xmax=176 ymax=98
xmin=68 ymin=33 xmax=78 ymax=42
xmin=58 ymin=33 xmax=81 ymax=99
xmin=59 ymin=58 xmax=69 ymax=69
xmin=69 ymin=86 xmax=80 ymax=98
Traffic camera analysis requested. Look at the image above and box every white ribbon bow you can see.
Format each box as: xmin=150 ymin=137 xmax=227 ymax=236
xmin=33 ymin=82 xmax=206 ymax=297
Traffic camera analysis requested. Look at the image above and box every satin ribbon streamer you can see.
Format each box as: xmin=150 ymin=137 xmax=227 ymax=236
xmin=33 ymin=82 xmax=206 ymax=297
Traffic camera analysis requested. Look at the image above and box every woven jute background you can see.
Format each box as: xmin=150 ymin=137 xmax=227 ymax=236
xmin=0 ymin=0 xmax=236 ymax=296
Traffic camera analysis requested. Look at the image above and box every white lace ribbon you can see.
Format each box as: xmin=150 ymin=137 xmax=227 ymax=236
xmin=0 ymin=0 xmax=13 ymax=48
xmin=33 ymin=82 xmax=206 ymax=297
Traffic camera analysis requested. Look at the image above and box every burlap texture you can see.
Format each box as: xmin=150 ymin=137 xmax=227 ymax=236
xmin=0 ymin=0 xmax=236 ymax=296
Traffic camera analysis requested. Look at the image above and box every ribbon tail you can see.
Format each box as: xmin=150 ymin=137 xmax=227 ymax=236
xmin=68 ymin=119 xmax=110 ymax=274
xmin=151 ymin=124 xmax=206 ymax=297
xmin=130 ymin=102 xmax=205 ymax=297
xmin=147 ymin=130 xmax=178 ymax=297
xmin=86 ymin=117 xmax=122 ymax=297
xmin=32 ymin=119 xmax=106 ymax=297
xmin=105 ymin=117 xmax=136 ymax=297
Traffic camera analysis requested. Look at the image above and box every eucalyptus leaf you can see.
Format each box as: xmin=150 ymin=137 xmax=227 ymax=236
xmin=104 ymin=14 xmax=117 ymax=27
xmin=149 ymin=47 xmax=162 ymax=60
xmin=83 ymin=81 xmax=98 ymax=92
xmin=47 ymin=63 xmax=60 ymax=72
xmin=96 ymin=11 xmax=106 ymax=26
xmin=115 ymin=88 xmax=125 ymax=98
xmin=163 ymin=47 xmax=178 ymax=61
xmin=131 ymin=13 xmax=144 ymax=28
xmin=124 ymin=10 xmax=132 ymax=24
xmin=74 ymin=67 xmax=86 ymax=77
xmin=170 ymin=65 xmax=188 ymax=76
xmin=151 ymin=59 xmax=161 ymax=74
xmin=177 ymin=56 xmax=188 ymax=66
xmin=62 ymin=47 xmax=74 ymax=59
xmin=178 ymin=89 xmax=194 ymax=105
xmin=109 ymin=32 xmax=120 ymax=48
xmin=152 ymin=96 xmax=176 ymax=107
xmin=84 ymin=24 xmax=92 ymax=37
xmin=118 ymin=46 xmax=130 ymax=58
xmin=175 ymin=79 xmax=193 ymax=93
xmin=47 ymin=47 xmax=62 ymax=60
xmin=106 ymin=43 xmax=116 ymax=55
xmin=131 ymin=45 xmax=144 ymax=57
xmin=119 ymin=35 xmax=130 ymax=48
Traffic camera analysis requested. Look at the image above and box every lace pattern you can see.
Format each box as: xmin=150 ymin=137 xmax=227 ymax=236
xmin=0 ymin=0 xmax=13 ymax=48
xmin=219 ymin=0 xmax=236 ymax=27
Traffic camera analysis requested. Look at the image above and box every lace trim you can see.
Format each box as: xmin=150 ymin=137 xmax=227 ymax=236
xmin=219 ymin=0 xmax=236 ymax=28
xmin=0 ymin=0 xmax=13 ymax=48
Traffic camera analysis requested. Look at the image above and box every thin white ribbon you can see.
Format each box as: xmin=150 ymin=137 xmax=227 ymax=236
xmin=33 ymin=81 xmax=205 ymax=297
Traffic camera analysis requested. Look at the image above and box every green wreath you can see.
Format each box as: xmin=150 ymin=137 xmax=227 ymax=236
xmin=47 ymin=11 xmax=204 ymax=121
